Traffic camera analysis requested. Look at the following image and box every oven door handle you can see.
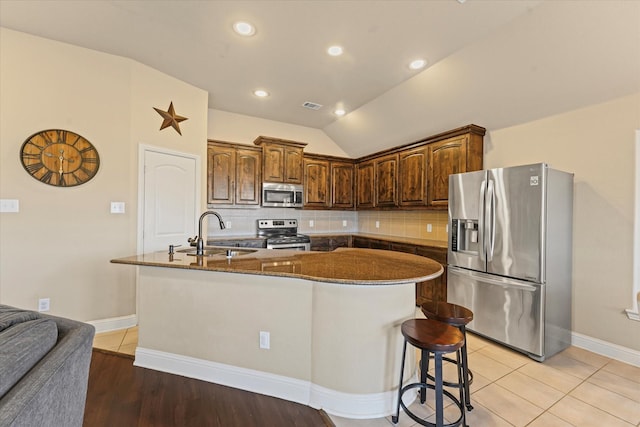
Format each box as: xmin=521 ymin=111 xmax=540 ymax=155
xmin=266 ymin=242 xmax=310 ymax=250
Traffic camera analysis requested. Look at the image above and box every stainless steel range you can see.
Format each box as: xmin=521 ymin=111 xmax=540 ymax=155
xmin=257 ymin=219 xmax=310 ymax=250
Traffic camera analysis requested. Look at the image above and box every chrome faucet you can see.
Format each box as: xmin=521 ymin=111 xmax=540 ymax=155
xmin=188 ymin=211 xmax=226 ymax=255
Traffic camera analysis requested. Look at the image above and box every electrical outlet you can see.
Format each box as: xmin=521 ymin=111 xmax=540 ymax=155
xmin=38 ymin=298 xmax=50 ymax=312
xmin=259 ymin=331 xmax=270 ymax=349
xmin=309 ymin=220 xmax=314 ymax=228
xmin=342 ymin=220 xmax=347 ymax=227
xmin=110 ymin=202 xmax=125 ymax=214
xmin=427 ymin=223 xmax=433 ymax=233
xmin=375 ymin=221 xmax=380 ymax=229
xmin=226 ymin=221 xmax=232 ymax=229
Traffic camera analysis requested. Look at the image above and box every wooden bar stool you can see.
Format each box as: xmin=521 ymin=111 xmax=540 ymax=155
xmin=392 ymin=319 xmax=466 ymax=427
xmin=421 ymin=301 xmax=474 ymax=411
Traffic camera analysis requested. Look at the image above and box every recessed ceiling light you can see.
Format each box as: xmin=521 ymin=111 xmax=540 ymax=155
xmin=253 ymin=89 xmax=269 ymax=97
xmin=334 ymin=109 xmax=346 ymax=117
xmin=327 ymin=46 xmax=344 ymax=56
xmin=233 ymin=21 xmax=256 ymax=36
xmin=409 ymin=59 xmax=427 ymax=70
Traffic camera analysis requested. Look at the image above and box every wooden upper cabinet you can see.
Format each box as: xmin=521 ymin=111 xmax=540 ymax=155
xmin=262 ymin=144 xmax=285 ymax=182
xmin=207 ymin=141 xmax=261 ymax=207
xmin=253 ymin=136 xmax=307 ymax=184
xmin=375 ymin=154 xmax=398 ymax=207
xmin=303 ymin=157 xmax=330 ymax=208
xmin=428 ymin=136 xmax=467 ymax=207
xmin=235 ymin=148 xmax=262 ymax=205
xmin=303 ymin=154 xmax=355 ymax=210
xmin=399 ymin=147 xmax=428 ymax=207
xmin=356 ymin=124 xmax=484 ymax=210
xmin=208 ymin=144 xmax=235 ymax=205
xmin=427 ymin=129 xmax=483 ymax=207
xmin=331 ymin=161 xmax=355 ymax=209
xmin=356 ymin=160 xmax=375 ymax=209
xmin=284 ymin=147 xmax=304 ymax=184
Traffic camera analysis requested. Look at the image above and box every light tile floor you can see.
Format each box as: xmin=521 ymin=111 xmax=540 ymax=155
xmin=93 ymin=325 xmax=640 ymax=427
xmin=93 ymin=326 xmax=137 ymax=356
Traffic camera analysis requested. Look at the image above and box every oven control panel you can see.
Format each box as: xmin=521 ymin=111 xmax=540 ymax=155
xmin=257 ymin=219 xmax=298 ymax=229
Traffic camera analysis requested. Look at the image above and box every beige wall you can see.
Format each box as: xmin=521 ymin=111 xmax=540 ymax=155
xmin=485 ymin=93 xmax=640 ymax=351
xmin=0 ymin=29 xmax=208 ymax=321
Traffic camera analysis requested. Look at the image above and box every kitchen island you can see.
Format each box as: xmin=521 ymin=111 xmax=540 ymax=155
xmin=111 ymin=248 xmax=442 ymax=419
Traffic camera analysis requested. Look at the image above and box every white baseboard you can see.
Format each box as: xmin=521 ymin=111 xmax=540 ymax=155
xmin=572 ymin=332 xmax=640 ymax=367
xmin=134 ymin=347 xmax=407 ymax=418
xmin=87 ymin=314 xmax=137 ymax=333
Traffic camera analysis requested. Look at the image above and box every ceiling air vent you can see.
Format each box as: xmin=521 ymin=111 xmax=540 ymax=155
xmin=302 ymin=101 xmax=323 ymax=111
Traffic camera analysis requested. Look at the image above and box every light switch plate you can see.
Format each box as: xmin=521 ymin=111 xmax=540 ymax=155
xmin=0 ymin=199 xmax=19 ymax=213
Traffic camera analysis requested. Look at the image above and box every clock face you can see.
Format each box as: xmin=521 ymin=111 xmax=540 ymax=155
xmin=20 ymin=129 xmax=100 ymax=187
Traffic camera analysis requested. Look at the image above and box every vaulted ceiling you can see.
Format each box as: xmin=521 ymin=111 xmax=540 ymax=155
xmin=1 ymin=1 xmax=639 ymax=157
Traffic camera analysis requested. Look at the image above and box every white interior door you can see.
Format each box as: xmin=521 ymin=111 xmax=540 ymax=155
xmin=141 ymin=147 xmax=199 ymax=254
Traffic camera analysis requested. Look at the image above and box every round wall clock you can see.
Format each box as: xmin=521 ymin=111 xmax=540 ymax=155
xmin=20 ymin=129 xmax=100 ymax=187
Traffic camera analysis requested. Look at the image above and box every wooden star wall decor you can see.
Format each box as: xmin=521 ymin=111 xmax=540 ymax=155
xmin=153 ymin=102 xmax=188 ymax=135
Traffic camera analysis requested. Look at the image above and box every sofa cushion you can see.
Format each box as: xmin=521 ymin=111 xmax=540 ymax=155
xmin=0 ymin=305 xmax=41 ymax=333
xmin=0 ymin=318 xmax=58 ymax=398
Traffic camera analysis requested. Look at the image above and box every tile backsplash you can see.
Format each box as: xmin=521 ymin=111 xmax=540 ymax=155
xmin=358 ymin=210 xmax=449 ymax=241
xmin=208 ymin=208 xmax=448 ymax=243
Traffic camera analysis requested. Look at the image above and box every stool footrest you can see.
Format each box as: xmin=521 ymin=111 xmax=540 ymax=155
xmin=396 ymin=382 xmax=464 ymax=427
xmin=423 ymin=355 xmax=474 ymax=388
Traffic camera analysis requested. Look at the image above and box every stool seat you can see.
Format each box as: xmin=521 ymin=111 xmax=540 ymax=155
xmin=421 ymin=301 xmax=473 ymax=326
xmin=421 ymin=301 xmax=475 ymax=413
xmin=401 ymin=319 xmax=465 ymax=353
xmin=393 ymin=318 xmax=467 ymax=427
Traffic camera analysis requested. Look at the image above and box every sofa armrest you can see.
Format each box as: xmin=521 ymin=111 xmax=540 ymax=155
xmin=0 ymin=315 xmax=95 ymax=427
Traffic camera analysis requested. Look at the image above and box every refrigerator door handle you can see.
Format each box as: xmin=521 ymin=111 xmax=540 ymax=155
xmin=449 ymin=266 xmax=539 ymax=292
xmin=487 ymin=179 xmax=496 ymax=261
xmin=478 ymin=180 xmax=486 ymax=262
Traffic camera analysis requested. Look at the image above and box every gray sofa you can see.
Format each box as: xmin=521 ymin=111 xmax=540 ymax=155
xmin=0 ymin=305 xmax=95 ymax=427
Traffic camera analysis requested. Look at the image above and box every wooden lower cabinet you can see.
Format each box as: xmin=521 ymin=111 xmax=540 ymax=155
xmin=310 ymin=235 xmax=351 ymax=251
xmin=415 ymin=246 xmax=447 ymax=305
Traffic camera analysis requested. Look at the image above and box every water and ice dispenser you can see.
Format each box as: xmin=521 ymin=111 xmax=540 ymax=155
xmin=451 ymin=219 xmax=480 ymax=254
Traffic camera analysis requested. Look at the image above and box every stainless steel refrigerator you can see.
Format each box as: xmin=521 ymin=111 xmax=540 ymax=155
xmin=447 ymin=163 xmax=573 ymax=361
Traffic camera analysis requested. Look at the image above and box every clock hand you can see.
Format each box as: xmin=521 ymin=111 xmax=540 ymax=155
xmin=58 ymin=151 xmax=65 ymax=175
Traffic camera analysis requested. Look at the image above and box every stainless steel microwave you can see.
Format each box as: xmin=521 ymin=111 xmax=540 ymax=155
xmin=262 ymin=182 xmax=303 ymax=207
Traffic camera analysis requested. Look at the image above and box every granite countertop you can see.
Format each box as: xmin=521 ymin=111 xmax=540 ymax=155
xmin=111 ymin=247 xmax=443 ymax=285
xmin=308 ymin=232 xmax=448 ymax=249
xmin=207 ymin=232 xmax=447 ymax=249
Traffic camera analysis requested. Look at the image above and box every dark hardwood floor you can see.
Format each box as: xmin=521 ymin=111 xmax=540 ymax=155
xmin=84 ymin=349 xmax=334 ymax=427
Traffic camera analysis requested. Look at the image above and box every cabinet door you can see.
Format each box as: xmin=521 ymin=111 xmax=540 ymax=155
xmin=356 ymin=161 xmax=375 ymax=209
xmin=284 ymin=147 xmax=304 ymax=184
xmin=235 ymin=149 xmax=261 ymax=205
xmin=331 ymin=161 xmax=355 ymax=209
xmin=428 ymin=135 xmax=467 ymax=207
xmin=208 ymin=145 xmax=235 ymax=205
xmin=399 ymin=147 xmax=428 ymax=207
xmin=304 ymin=158 xmax=330 ymax=208
xmin=263 ymin=145 xmax=285 ymax=182
xmin=415 ymin=246 xmax=447 ymax=304
xmin=375 ymin=154 xmax=398 ymax=207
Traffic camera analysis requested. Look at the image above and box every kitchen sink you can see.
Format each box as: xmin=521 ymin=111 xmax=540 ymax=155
xmin=177 ymin=247 xmax=258 ymax=257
